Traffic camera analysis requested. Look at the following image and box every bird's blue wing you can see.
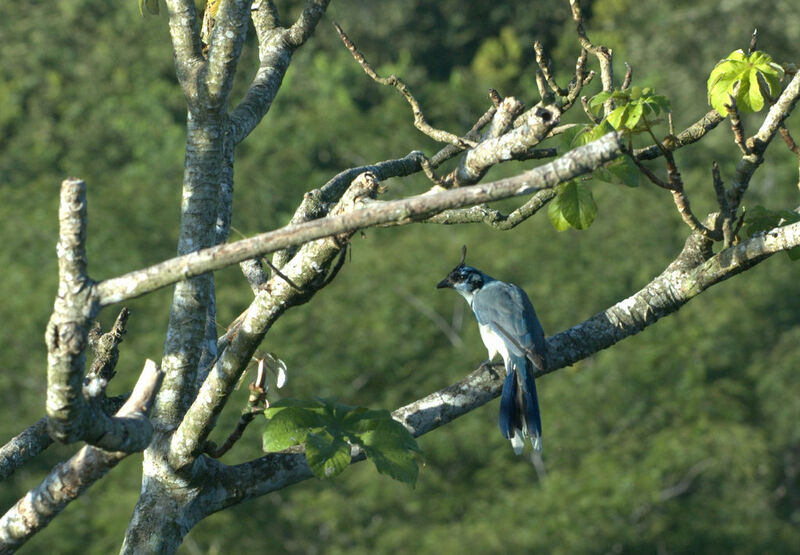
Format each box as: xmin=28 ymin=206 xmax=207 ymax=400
xmin=471 ymin=281 xmax=547 ymax=370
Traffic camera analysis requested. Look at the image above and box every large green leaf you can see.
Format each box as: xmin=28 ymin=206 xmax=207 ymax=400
xmin=358 ymin=420 xmax=422 ymax=486
xmin=707 ymin=49 xmax=784 ymax=116
xmin=595 ymin=156 xmax=640 ymax=188
xmin=262 ymin=406 xmax=323 ymax=452
xmin=548 ymin=180 xmax=598 ymax=231
xmin=262 ymin=398 xmax=421 ymax=484
xmin=306 ymin=431 xmax=352 ymax=479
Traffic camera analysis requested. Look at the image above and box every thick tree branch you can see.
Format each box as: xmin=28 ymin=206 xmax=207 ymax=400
xmin=0 ymin=361 xmax=163 ymax=551
xmin=207 ymin=218 xmax=800 ymax=508
xmin=229 ymin=1 xmax=330 ymax=145
xmin=204 ymin=0 xmax=253 ymax=105
xmin=42 ymin=180 xmax=153 ymax=453
xmin=95 ymin=134 xmax=624 ymax=306
xmin=165 ymin=0 xmax=204 ymax=103
xmin=0 ymin=396 xmax=127 ymax=482
xmin=167 ymin=174 xmax=384 ymax=471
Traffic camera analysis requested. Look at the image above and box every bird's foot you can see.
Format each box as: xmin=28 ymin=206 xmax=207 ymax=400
xmin=478 ymin=359 xmax=501 ymax=378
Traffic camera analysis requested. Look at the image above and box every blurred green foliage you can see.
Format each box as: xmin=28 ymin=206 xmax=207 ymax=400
xmin=1 ymin=0 xmax=799 ymax=553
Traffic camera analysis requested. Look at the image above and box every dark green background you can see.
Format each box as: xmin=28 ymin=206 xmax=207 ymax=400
xmin=2 ymin=1 xmax=799 ymax=552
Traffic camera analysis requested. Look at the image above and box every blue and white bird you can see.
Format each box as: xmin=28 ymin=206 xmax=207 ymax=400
xmin=437 ymin=248 xmax=546 ymax=455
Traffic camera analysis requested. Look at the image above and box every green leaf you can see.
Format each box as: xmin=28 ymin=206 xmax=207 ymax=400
xmin=741 ymin=205 xmax=800 ymax=236
xmin=547 ymin=193 xmax=572 ymax=231
xmin=606 ymin=105 xmax=629 ymax=130
xmin=557 ymin=124 xmax=590 ymax=152
xmin=707 ymin=49 xmax=784 ymax=115
xmin=575 ymin=120 xmax=614 ymax=146
xmin=262 ymin=406 xmax=322 ymax=452
xmin=261 ymin=398 xmax=422 ymax=484
xmin=358 ymin=420 xmax=422 ymax=486
xmin=595 ymin=156 xmax=639 ymax=187
xmin=549 ymin=180 xmax=598 ymax=231
xmin=306 ymin=431 xmax=352 ymax=479
xmin=742 ymin=205 xmax=800 ymax=261
xmin=138 ymin=0 xmax=159 ymax=16
xmin=588 ymin=91 xmax=611 ymax=116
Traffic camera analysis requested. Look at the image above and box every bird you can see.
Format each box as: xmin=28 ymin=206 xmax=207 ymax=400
xmin=437 ymin=247 xmax=546 ymax=455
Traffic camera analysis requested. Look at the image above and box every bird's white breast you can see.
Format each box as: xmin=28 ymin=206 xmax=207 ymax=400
xmin=478 ymin=322 xmax=510 ymax=363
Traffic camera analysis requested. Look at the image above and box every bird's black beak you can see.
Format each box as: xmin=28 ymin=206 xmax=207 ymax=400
xmin=437 ymin=266 xmax=460 ymax=289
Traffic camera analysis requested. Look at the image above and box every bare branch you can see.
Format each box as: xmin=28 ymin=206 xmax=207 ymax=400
xmin=428 ymin=103 xmax=498 ymax=168
xmin=286 ymin=0 xmax=331 ymax=47
xmin=204 ymin=0 xmax=253 ymax=105
xmin=449 ymin=96 xmax=530 ymax=186
xmin=0 ymin=361 xmax=162 ymax=551
xmin=334 ymin=22 xmax=476 ymax=148
xmin=167 ymin=174 xmax=386 ymax=471
xmin=230 ymin=1 xmax=330 ymax=144
xmin=449 ymin=105 xmax=559 ymax=187
xmin=634 ymin=110 xmax=725 ymax=160
xmin=95 ymin=134 xmax=624 ymax=306
xmin=570 ymin=0 xmax=614 ymax=108
xmin=209 ymin=217 xmax=800 ymax=507
xmin=44 ymin=180 xmax=151 ymax=452
xmin=726 ymin=94 xmax=749 ymax=154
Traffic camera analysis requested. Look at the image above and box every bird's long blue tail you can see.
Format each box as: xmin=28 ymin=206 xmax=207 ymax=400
xmin=498 ymin=362 xmax=542 ymax=454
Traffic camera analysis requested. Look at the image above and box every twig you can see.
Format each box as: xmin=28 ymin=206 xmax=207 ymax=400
xmin=334 ymin=22 xmax=476 ymax=148
xmin=570 ymin=0 xmax=614 ymax=110
xmin=725 ymin=94 xmax=749 ymax=154
xmin=429 ymin=103 xmax=497 ymax=168
xmin=634 ymin=110 xmax=724 ymax=160
xmin=621 ymin=62 xmax=632 ymax=90
xmin=665 ymin=152 xmax=718 ymax=240
xmin=534 ymin=40 xmax=566 ymax=96
xmin=712 ymin=161 xmax=734 ymax=246
xmin=561 ymin=48 xmax=592 ymax=111
xmin=581 ymin=95 xmax=601 ymax=124
xmin=779 ymin=125 xmax=800 ymax=192
xmin=205 ymin=360 xmax=268 ymax=459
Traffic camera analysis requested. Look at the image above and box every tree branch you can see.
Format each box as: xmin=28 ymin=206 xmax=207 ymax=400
xmin=204 ymin=0 xmax=253 ymax=106
xmin=165 ymin=0 xmax=204 ymax=103
xmin=727 ymin=71 xmax=800 ymax=215
xmin=0 ymin=361 xmax=163 ymax=551
xmin=95 ymin=133 xmax=624 ymax=306
xmin=334 ymin=22 xmax=476 ymax=148
xmin=207 ymin=217 xmax=800 ymax=508
xmin=229 ymin=1 xmax=330 ymax=145
xmin=168 ymin=174 xmax=384 ymax=471
xmin=633 ymin=110 xmax=724 ymax=160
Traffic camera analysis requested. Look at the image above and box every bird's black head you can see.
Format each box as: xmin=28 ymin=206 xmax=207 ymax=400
xmin=436 ymin=246 xmax=485 ymax=293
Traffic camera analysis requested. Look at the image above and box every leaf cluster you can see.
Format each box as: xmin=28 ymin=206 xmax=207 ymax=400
xmin=262 ymin=398 xmax=422 ymax=485
xmin=707 ymin=49 xmax=784 ymax=116
xmin=589 ymin=87 xmax=671 ymax=133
